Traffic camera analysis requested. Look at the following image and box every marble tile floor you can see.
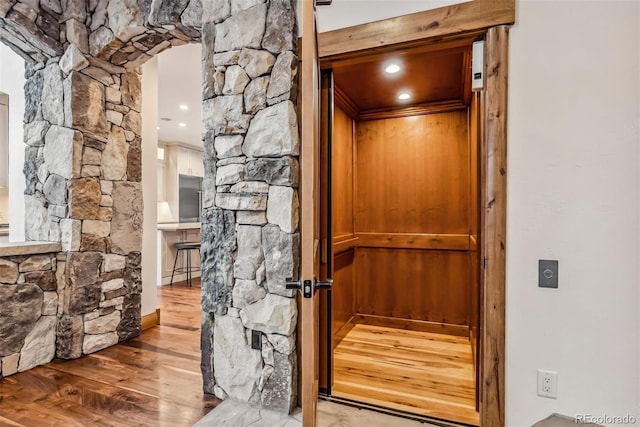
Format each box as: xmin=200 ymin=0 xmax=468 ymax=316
xmin=194 ymin=399 xmax=437 ymax=427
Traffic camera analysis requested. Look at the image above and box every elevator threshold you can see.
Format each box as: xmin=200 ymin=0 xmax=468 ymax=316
xmin=331 ymin=324 xmax=479 ymax=426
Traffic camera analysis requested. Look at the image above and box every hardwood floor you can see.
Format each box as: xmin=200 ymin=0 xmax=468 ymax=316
xmin=332 ymin=324 xmax=479 ymax=426
xmin=0 ymin=280 xmax=220 ymax=427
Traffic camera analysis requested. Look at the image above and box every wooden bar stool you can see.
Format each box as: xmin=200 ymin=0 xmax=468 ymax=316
xmin=170 ymin=242 xmax=201 ymax=287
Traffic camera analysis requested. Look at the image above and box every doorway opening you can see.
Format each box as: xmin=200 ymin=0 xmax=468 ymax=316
xmin=142 ymin=43 xmax=204 ymax=335
xmin=154 ymin=44 xmax=204 ymax=288
xmin=318 ymin=36 xmax=483 ymax=426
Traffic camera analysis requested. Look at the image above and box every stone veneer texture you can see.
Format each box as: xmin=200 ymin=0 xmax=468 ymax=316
xmin=0 ymin=253 xmax=59 ymax=376
xmin=199 ymin=0 xmax=300 ymax=413
xmin=0 ymin=0 xmax=300 ymax=415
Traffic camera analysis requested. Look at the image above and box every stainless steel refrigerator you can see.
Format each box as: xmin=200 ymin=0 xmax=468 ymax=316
xmin=178 ymin=174 xmax=203 ymax=223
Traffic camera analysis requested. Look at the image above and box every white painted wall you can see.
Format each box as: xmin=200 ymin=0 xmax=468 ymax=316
xmin=318 ymin=1 xmax=640 ymax=425
xmin=0 ymin=44 xmax=26 ymax=242
xmin=141 ymin=57 xmax=159 ymax=316
xmin=506 ymin=1 xmax=639 ymax=425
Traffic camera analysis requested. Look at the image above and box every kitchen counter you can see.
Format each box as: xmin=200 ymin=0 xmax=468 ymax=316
xmin=157 ymin=222 xmax=201 ymax=231
xmin=157 ymin=223 xmax=201 ymax=285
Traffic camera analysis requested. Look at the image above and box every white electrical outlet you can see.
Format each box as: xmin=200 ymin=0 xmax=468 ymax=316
xmin=537 ymin=370 xmax=558 ymax=399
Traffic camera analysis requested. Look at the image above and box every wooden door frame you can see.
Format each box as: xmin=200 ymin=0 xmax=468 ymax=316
xmin=300 ymin=1 xmax=321 ymax=426
xmin=316 ymin=3 xmax=513 ymax=426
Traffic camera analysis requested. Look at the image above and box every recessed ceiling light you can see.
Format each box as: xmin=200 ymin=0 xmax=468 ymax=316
xmin=179 ymin=104 xmax=189 ymax=110
xmin=156 ymin=126 xmax=160 ymax=130
xmin=385 ymin=63 xmax=401 ymax=74
xmin=398 ymin=92 xmax=411 ymax=101
xmin=178 ymin=122 xmax=187 ymax=127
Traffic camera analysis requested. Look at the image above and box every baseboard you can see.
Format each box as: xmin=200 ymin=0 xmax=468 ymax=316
xmin=160 ymin=272 xmax=201 ymax=285
xmin=355 ymin=314 xmax=469 ymax=337
xmin=141 ymin=308 xmax=160 ymax=330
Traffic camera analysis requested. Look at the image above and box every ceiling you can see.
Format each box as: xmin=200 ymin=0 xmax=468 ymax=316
xmin=157 ymin=44 xmax=204 ymax=148
xmin=331 ymin=44 xmax=472 ymax=115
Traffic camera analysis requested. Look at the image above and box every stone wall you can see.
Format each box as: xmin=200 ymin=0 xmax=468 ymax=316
xmin=0 ymin=252 xmax=60 ymax=377
xmin=198 ymin=0 xmax=300 ymax=413
xmin=0 ymin=0 xmax=198 ymax=375
xmin=0 ymin=0 xmax=300 ymax=415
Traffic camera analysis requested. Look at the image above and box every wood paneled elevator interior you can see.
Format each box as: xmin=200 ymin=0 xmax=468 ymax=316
xmin=319 ymin=39 xmax=483 ymax=426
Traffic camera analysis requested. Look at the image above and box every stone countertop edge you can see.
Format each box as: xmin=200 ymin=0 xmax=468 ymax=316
xmin=157 ymin=222 xmax=201 ymax=231
xmin=0 ymin=242 xmax=62 ymax=257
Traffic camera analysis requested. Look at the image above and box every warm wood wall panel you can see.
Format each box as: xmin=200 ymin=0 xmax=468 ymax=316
xmin=353 ymin=111 xmax=472 ymax=329
xmin=355 ymin=112 xmax=469 ymax=234
xmin=355 ymin=248 xmax=470 ymax=326
xmin=332 ymin=249 xmax=356 ymax=345
xmin=331 ymin=105 xmax=357 ymax=350
xmin=332 ymin=105 xmax=355 ymax=239
xmin=469 ymin=93 xmax=481 ymax=336
xmin=469 ymin=93 xmax=482 ymax=392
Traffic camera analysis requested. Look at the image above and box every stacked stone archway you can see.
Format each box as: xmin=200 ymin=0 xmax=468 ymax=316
xmin=0 ymin=0 xmax=299 ymax=414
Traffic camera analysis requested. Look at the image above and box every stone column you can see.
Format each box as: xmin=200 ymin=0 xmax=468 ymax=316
xmin=47 ymin=52 xmax=145 ymax=357
xmin=6 ymin=0 xmax=149 ymax=359
xmin=0 ymin=0 xmax=148 ymax=372
xmin=2 ymin=0 xmax=302 ymax=410
xmin=199 ymin=0 xmax=300 ymax=414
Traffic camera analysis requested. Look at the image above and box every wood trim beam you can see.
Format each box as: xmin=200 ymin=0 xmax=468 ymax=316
xmin=333 ymin=235 xmax=359 ymax=254
xmin=356 ymin=232 xmax=470 ymax=251
xmin=320 ymin=33 xmax=483 ymax=69
xmin=318 ymin=0 xmax=515 ymax=60
xmin=333 ymin=233 xmax=475 ymax=252
xmin=481 ymin=25 xmax=509 ymax=427
xmin=358 ymin=99 xmax=466 ymax=121
xmin=333 ymin=233 xmax=356 ymax=244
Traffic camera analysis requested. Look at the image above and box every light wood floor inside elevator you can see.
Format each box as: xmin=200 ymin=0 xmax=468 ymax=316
xmin=332 ymin=324 xmax=479 ymax=426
